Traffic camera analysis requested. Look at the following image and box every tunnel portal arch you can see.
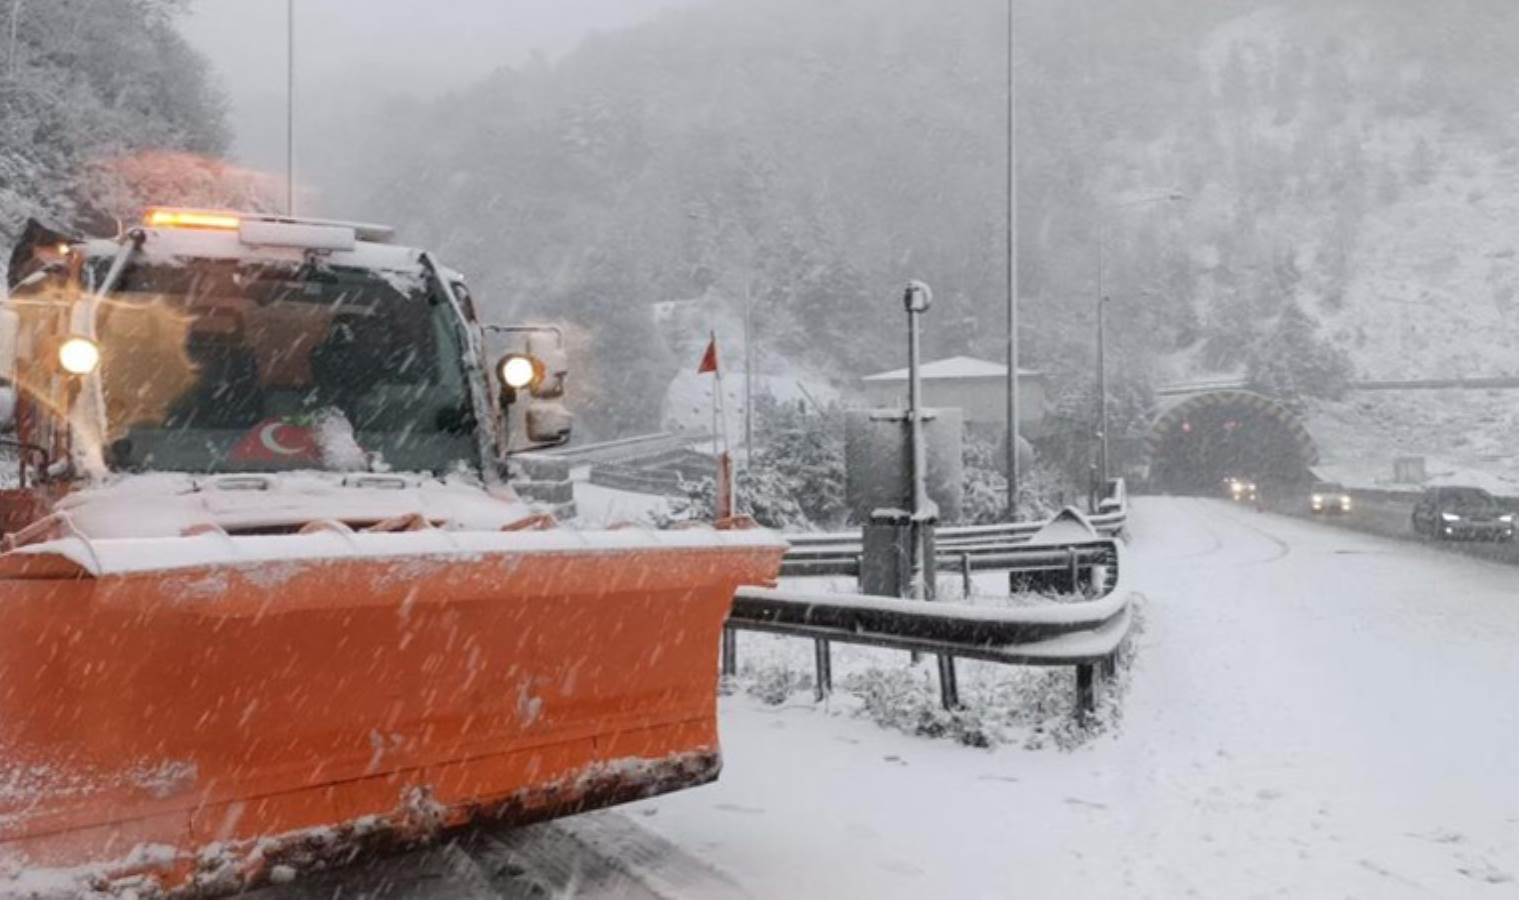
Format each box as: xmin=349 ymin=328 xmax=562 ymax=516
xmin=1146 ymin=390 xmax=1318 ymax=493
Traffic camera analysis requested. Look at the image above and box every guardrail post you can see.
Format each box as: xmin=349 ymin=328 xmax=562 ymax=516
xmin=1075 ymin=663 xmax=1096 ymax=718
xmin=960 ymin=552 xmax=973 ymax=598
xmin=813 ymin=639 xmax=833 ymax=701
xmin=720 ymin=625 xmax=737 ymax=678
xmin=1068 ymin=547 xmax=1080 ymax=595
xmin=937 ymin=654 xmax=960 ymax=710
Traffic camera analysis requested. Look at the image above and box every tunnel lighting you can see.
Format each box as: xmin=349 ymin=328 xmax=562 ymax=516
xmin=144 ymin=208 xmax=241 ymax=231
xmin=58 ymin=336 xmax=101 ymax=375
xmin=498 ymin=354 xmax=539 ymax=391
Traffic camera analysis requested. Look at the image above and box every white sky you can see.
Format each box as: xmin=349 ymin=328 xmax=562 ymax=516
xmin=181 ymin=0 xmax=696 ymax=172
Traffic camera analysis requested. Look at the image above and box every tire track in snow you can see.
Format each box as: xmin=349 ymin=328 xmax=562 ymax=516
xmin=1192 ymin=499 xmax=1292 ymax=565
xmin=241 ymin=811 xmax=750 ymax=899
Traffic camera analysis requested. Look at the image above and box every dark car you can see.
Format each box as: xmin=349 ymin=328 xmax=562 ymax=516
xmin=1411 ymin=486 xmax=1515 ymax=541
xmin=1310 ymin=482 xmax=1352 ymax=515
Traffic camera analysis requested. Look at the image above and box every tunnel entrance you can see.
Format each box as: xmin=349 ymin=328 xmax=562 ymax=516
xmin=1147 ymin=390 xmax=1317 ymax=494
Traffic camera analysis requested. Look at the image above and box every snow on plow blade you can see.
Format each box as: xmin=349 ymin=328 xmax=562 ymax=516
xmin=0 ymin=527 xmax=786 ymax=895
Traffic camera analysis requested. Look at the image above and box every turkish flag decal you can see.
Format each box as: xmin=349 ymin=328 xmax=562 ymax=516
xmin=229 ymin=419 xmax=321 ymax=463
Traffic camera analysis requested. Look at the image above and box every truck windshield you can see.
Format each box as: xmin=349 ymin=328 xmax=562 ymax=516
xmin=94 ymin=259 xmax=480 ymax=476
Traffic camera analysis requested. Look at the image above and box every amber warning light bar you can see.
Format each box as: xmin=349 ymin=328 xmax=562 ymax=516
xmin=143 ymin=208 xmax=242 ymax=231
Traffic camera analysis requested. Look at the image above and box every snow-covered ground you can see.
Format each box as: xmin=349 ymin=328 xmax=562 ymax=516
xmin=1309 ymin=389 xmax=1519 ymax=494
xmin=135 ymin=496 xmax=1519 ymax=898
xmin=626 ymin=497 xmax=1519 ymax=897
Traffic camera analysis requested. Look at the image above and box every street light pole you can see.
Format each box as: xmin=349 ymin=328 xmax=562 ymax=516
xmin=1097 ymin=292 xmax=1110 ymax=483
xmin=1005 ymin=0 xmax=1021 ymax=521
xmin=1093 ymin=190 xmax=1186 ymax=485
xmin=286 ymin=0 xmax=295 ymax=216
xmin=743 ymin=282 xmax=754 ymax=467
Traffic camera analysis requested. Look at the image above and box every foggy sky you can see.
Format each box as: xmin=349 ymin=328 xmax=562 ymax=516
xmin=182 ymin=0 xmax=695 ymax=174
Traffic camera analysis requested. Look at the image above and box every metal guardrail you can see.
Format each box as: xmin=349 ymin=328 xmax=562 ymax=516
xmin=536 ymin=431 xmax=709 ymax=466
xmin=586 ymin=464 xmax=689 ymax=498
xmin=781 ymin=479 xmax=1129 ymax=576
xmin=724 ymin=534 xmax=1133 ymax=716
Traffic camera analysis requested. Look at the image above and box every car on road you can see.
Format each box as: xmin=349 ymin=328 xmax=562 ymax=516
xmin=1224 ymin=476 xmax=1258 ymax=504
xmin=1310 ymin=482 xmax=1353 ymax=515
xmin=1411 ymin=486 xmax=1515 ymax=541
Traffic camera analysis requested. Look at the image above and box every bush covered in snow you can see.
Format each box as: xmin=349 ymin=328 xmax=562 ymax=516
xmin=667 ymin=398 xmax=848 ymax=530
xmin=960 ymin=433 xmax=1071 ymax=524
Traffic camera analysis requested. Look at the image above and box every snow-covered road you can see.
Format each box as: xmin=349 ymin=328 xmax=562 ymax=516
xmin=250 ymin=497 xmax=1518 ymax=898
xmin=632 ymin=497 xmax=1519 ymax=897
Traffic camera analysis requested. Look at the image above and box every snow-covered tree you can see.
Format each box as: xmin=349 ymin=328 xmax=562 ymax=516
xmin=0 ymin=0 xmax=229 ymax=249
xmin=1246 ymin=303 xmax=1354 ymax=405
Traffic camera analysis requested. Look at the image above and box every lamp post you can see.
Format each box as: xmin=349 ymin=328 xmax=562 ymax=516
xmin=1005 ymin=0 xmax=1021 ymax=520
xmin=286 ymin=0 xmax=296 ymax=216
xmin=1094 ymin=191 xmax=1187 ymax=483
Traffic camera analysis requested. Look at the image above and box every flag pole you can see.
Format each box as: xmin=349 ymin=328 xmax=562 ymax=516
xmin=700 ymin=331 xmax=734 ymax=519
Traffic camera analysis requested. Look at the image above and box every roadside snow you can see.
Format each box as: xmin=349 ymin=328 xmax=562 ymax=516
xmin=632 ymin=498 xmax=1519 ymax=897
xmin=1309 ymin=389 xmax=1519 ymax=494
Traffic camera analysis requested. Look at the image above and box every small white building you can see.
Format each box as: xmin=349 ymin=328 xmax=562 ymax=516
xmin=860 ymin=356 xmax=1048 ymax=436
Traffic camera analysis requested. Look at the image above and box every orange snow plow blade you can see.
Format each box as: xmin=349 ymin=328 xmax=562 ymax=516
xmin=0 ymin=527 xmax=785 ymax=894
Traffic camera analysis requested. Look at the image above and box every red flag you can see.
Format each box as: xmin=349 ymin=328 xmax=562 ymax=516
xmin=229 ymin=419 xmax=321 ymax=464
xmin=697 ymin=335 xmax=719 ymax=374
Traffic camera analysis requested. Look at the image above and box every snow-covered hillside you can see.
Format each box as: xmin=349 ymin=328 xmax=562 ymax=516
xmin=1173 ymin=5 xmax=1519 ymax=384
xmin=1325 ymin=144 xmax=1519 ymax=380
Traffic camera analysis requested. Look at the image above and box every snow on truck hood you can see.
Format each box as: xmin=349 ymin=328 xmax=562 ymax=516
xmin=2 ymin=472 xmax=790 ymax=580
xmin=51 ymin=472 xmax=539 ymax=538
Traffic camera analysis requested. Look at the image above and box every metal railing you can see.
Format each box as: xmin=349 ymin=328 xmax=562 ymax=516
xmin=534 ymin=431 xmax=709 ymax=466
xmin=725 ymin=530 xmax=1134 ymax=716
xmin=780 ymin=479 xmax=1128 ymax=578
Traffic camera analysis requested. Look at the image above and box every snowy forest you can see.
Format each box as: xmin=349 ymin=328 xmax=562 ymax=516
xmin=6 ymin=0 xmax=1519 ymax=448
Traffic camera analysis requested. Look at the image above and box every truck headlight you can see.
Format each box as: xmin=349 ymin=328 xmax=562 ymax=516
xmin=1441 ymin=512 xmax=1461 ymax=523
xmin=58 ymin=336 xmax=101 ymax=375
xmin=498 ymin=354 xmax=539 ymax=390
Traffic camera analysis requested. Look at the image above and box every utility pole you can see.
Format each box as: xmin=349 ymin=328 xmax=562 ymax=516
xmin=286 ymin=0 xmax=296 ymax=216
xmin=1095 ymin=213 xmax=1107 ymax=485
xmin=743 ymin=283 xmax=754 ymax=466
xmin=906 ymin=281 xmax=934 ymax=598
xmin=1093 ymin=190 xmax=1186 ymax=485
xmin=1005 ymin=0 xmax=1021 ymax=520
xmin=1096 ymin=293 xmax=1110 ymax=484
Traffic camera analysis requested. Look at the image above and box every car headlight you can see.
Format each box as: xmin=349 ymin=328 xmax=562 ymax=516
xmin=1500 ymin=514 xmax=1515 ymax=524
xmin=1441 ymin=512 xmax=1461 ymax=523
xmin=1312 ymin=495 xmax=1323 ymax=504
xmin=1341 ymin=498 xmax=1352 ymax=509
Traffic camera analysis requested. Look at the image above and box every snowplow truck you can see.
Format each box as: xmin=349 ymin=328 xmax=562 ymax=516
xmin=0 ymin=211 xmax=785 ymax=895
